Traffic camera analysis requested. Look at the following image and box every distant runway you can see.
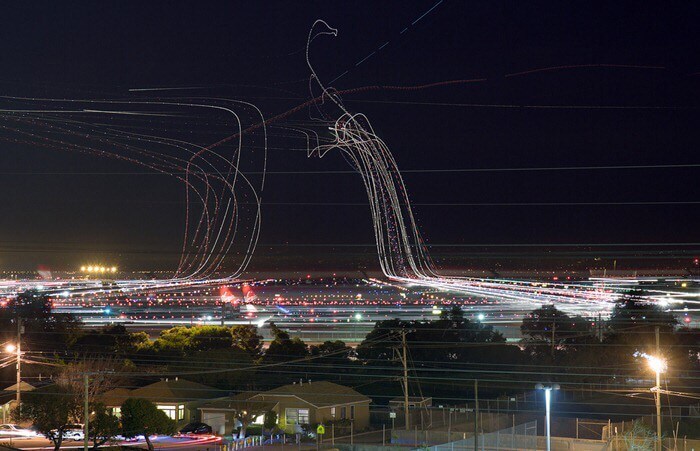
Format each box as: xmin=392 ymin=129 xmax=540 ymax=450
xmin=39 ymin=277 xmax=698 ymax=342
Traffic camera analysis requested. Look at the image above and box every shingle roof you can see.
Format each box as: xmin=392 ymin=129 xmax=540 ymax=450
xmin=103 ymin=379 xmax=224 ymax=405
xmin=131 ymin=379 xmax=224 ymax=403
xmin=252 ymin=381 xmax=370 ymax=408
xmin=199 ymin=396 xmax=277 ymax=412
xmin=99 ymin=387 xmax=132 ymax=407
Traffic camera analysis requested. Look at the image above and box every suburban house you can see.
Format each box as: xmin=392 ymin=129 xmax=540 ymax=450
xmin=100 ymin=378 xmax=224 ymax=426
xmin=1 ymin=379 xmax=52 ymax=424
xmin=199 ymin=380 xmax=371 ymax=435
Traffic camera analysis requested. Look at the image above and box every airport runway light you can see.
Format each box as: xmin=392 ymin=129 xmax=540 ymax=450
xmin=81 ymin=265 xmax=117 ymax=274
xmin=536 ymin=383 xmax=560 ymax=451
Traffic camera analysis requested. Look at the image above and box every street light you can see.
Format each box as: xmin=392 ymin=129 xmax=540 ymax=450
xmin=645 ymin=355 xmax=666 ymax=451
xmin=536 ymin=383 xmax=560 ymax=451
xmin=4 ymin=341 xmax=20 ymax=411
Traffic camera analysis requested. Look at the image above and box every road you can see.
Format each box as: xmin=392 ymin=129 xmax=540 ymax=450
xmin=0 ymin=435 xmax=221 ymax=450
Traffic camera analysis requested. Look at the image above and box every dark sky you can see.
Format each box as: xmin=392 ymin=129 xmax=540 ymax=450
xmin=1 ymin=1 xmax=699 ymax=272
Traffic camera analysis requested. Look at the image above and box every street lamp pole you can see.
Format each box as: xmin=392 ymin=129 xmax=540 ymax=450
xmin=536 ymin=384 xmax=559 ymax=451
xmin=654 ymin=368 xmax=661 ymax=451
xmin=15 ymin=319 xmax=21 ymax=409
xmin=545 ymin=389 xmax=551 ymax=451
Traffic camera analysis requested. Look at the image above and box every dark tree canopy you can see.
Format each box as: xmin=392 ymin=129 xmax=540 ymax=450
xmin=120 ymin=398 xmax=175 ymax=451
xmin=520 ymin=304 xmax=594 ymax=363
xmin=15 ymin=384 xmax=81 ymax=451
xmin=263 ymin=323 xmax=309 ymax=363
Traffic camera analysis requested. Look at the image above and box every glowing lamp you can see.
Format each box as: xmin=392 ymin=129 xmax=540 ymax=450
xmin=4 ymin=344 xmax=16 ymax=353
xmin=647 ymin=356 xmax=666 ymax=374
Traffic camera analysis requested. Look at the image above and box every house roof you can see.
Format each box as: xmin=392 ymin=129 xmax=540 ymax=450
xmin=129 ymin=379 xmax=223 ymax=403
xmin=199 ymin=396 xmax=277 ymax=412
xmin=2 ymin=381 xmax=37 ymax=392
xmin=100 ymin=388 xmax=133 ymax=407
xmin=252 ymin=381 xmax=370 ymax=408
xmin=100 ymin=379 xmax=224 ymax=406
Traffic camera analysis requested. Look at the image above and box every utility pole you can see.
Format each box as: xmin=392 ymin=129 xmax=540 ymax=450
xmin=84 ymin=374 xmax=90 ymax=451
xmin=551 ymin=320 xmax=556 ymax=360
xmin=16 ymin=318 xmax=22 ymax=411
xmin=401 ymin=331 xmax=410 ymax=430
xmin=474 ymin=380 xmax=479 ymax=451
xmin=655 ymin=326 xmax=662 ymax=451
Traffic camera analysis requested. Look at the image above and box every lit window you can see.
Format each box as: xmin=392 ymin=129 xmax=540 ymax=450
xmin=178 ymin=405 xmax=185 ymax=420
xmin=157 ymin=405 xmax=177 ymax=420
xmin=112 ymin=407 xmax=121 ymax=418
xmin=330 ymin=407 xmax=336 ymax=418
xmin=286 ymin=408 xmax=310 ymax=424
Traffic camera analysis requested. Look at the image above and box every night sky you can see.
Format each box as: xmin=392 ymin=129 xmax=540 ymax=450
xmin=1 ymin=1 xmax=699 ymax=272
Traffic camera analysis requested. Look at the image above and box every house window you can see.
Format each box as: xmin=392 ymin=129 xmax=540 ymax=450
xmin=340 ymin=407 xmax=347 ymax=419
xmin=350 ymin=405 xmax=355 ymax=420
xmin=286 ymin=408 xmax=310 ymax=424
xmin=112 ymin=407 xmax=121 ymax=418
xmin=157 ymin=405 xmax=177 ymax=420
xmin=178 ymin=405 xmax=185 ymax=420
xmin=330 ymin=407 xmax=336 ymax=418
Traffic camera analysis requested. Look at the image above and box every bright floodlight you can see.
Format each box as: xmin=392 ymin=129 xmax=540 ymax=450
xmin=4 ymin=344 xmax=16 ymax=353
xmin=354 ymin=313 xmax=362 ymax=320
xmin=648 ymin=356 xmax=667 ymax=374
xmin=477 ymin=313 xmax=485 ymax=321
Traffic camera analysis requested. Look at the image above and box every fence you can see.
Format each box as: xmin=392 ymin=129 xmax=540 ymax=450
xmin=422 ymin=420 xmax=538 ymax=451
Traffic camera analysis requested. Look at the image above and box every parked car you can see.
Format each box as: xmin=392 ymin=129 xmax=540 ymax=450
xmin=0 ymin=424 xmax=40 ymax=438
xmin=49 ymin=424 xmax=84 ymax=441
xmin=179 ymin=422 xmax=213 ymax=435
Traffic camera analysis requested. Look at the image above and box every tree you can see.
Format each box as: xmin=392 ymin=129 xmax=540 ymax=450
xmin=263 ymin=410 xmax=278 ymax=436
xmin=263 ymin=323 xmax=308 ymax=363
xmin=15 ymin=385 xmax=81 ymax=451
xmin=608 ymin=292 xmax=677 ymax=341
xmin=71 ymin=324 xmax=149 ymax=356
xmin=88 ymin=403 xmax=121 ymax=450
xmin=153 ymin=325 xmax=234 ymax=352
xmin=231 ymin=325 xmax=263 ymax=358
xmin=310 ymin=340 xmax=353 ymax=358
xmin=0 ymin=290 xmax=80 ymax=355
xmin=621 ymin=420 xmax=657 ymax=450
xmin=605 ymin=291 xmax=679 ymax=376
xmin=356 ymin=318 xmax=408 ymax=361
xmin=120 ymin=398 xmax=176 ymax=451
xmin=520 ymin=305 xmax=593 ymax=363
xmin=227 ymin=398 xmax=271 ymax=439
xmin=56 ymin=358 xmax=124 ymax=405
